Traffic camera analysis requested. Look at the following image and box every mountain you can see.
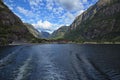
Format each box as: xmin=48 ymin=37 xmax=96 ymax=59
xmin=40 ymin=31 xmax=50 ymax=39
xmin=24 ymin=23 xmax=41 ymax=38
xmin=24 ymin=23 xmax=50 ymax=39
xmin=64 ymin=0 xmax=120 ymax=42
xmin=0 ymin=0 xmax=35 ymax=45
xmin=51 ymin=26 xmax=68 ymax=39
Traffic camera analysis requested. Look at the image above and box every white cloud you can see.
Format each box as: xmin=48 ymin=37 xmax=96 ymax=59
xmin=61 ymin=12 xmax=75 ymax=24
xmin=57 ymin=9 xmax=84 ymax=26
xmin=46 ymin=0 xmax=54 ymax=10
xmin=52 ymin=7 xmax=64 ymax=14
xmin=4 ymin=1 xmax=14 ymax=10
xmin=56 ymin=0 xmax=84 ymax=11
xmin=17 ymin=6 xmax=38 ymax=18
xmin=46 ymin=4 xmax=53 ymax=10
xmin=32 ymin=20 xmax=63 ymax=33
xmin=45 ymin=0 xmax=85 ymax=12
xmin=29 ymin=0 xmax=42 ymax=6
xmin=23 ymin=0 xmax=27 ymax=3
xmin=9 ymin=0 xmax=14 ymax=3
xmin=26 ymin=0 xmax=86 ymax=26
xmin=37 ymin=20 xmax=52 ymax=29
xmin=82 ymin=0 xmax=88 ymax=3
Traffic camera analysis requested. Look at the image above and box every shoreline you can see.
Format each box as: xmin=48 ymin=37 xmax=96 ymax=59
xmin=9 ymin=42 xmax=120 ymax=45
xmin=0 ymin=42 xmax=120 ymax=46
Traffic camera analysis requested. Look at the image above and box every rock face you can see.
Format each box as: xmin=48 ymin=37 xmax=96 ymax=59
xmin=51 ymin=26 xmax=68 ymax=39
xmin=0 ymin=0 xmax=35 ymax=45
xmin=24 ymin=23 xmax=41 ymax=38
xmin=64 ymin=0 xmax=120 ymax=41
xmin=24 ymin=23 xmax=50 ymax=39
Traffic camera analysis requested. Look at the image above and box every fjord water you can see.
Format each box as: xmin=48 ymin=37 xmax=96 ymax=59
xmin=0 ymin=44 xmax=120 ymax=80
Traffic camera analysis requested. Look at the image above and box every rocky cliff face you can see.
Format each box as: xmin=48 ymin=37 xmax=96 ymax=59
xmin=24 ymin=23 xmax=41 ymax=38
xmin=51 ymin=26 xmax=68 ymax=39
xmin=24 ymin=23 xmax=51 ymax=39
xmin=0 ymin=0 xmax=35 ymax=45
xmin=65 ymin=0 xmax=120 ymax=41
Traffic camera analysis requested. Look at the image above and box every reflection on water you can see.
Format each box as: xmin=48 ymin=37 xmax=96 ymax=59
xmin=0 ymin=44 xmax=120 ymax=80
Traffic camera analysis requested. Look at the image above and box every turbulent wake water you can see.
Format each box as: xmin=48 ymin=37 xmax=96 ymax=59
xmin=0 ymin=44 xmax=120 ymax=80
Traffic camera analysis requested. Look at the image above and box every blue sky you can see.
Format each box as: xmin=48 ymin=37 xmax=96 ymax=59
xmin=4 ymin=0 xmax=98 ymax=33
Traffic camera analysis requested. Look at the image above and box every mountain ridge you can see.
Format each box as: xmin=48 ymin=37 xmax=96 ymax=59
xmin=0 ymin=0 xmax=36 ymax=45
xmin=64 ymin=0 xmax=120 ymax=42
xmin=24 ymin=23 xmax=41 ymax=38
xmin=51 ymin=26 xmax=69 ymax=39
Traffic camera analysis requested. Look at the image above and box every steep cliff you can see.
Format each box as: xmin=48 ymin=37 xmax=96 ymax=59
xmin=51 ymin=26 xmax=68 ymax=39
xmin=24 ymin=23 xmax=41 ymax=38
xmin=0 ymin=0 xmax=35 ymax=45
xmin=64 ymin=0 xmax=120 ymax=42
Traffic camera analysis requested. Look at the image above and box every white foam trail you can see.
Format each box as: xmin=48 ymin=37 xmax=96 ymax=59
xmin=39 ymin=55 xmax=65 ymax=80
xmin=14 ymin=54 xmax=32 ymax=80
xmin=0 ymin=47 xmax=22 ymax=68
xmin=70 ymin=53 xmax=88 ymax=80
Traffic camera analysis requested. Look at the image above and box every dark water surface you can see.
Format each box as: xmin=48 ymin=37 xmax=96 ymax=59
xmin=0 ymin=44 xmax=120 ymax=80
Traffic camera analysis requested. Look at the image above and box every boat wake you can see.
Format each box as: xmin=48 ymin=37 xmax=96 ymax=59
xmin=0 ymin=47 xmax=23 ymax=68
xmin=14 ymin=53 xmax=33 ymax=80
xmin=35 ymin=54 xmax=66 ymax=80
xmin=70 ymin=52 xmax=120 ymax=80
